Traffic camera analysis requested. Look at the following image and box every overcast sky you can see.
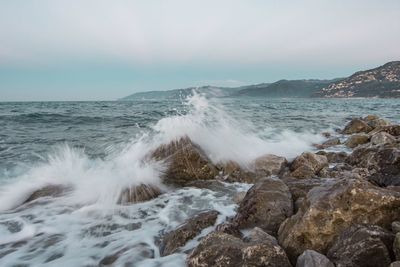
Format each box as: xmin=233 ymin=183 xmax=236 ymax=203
xmin=1 ymin=0 xmax=399 ymax=101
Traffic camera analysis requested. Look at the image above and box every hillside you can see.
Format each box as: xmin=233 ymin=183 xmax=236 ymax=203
xmin=316 ymin=61 xmax=400 ymax=98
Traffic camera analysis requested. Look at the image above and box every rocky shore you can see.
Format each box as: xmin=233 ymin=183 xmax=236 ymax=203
xmin=22 ymin=115 xmax=400 ymax=266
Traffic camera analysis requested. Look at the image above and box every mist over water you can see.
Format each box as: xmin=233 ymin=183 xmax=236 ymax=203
xmin=0 ymin=94 xmax=399 ymax=266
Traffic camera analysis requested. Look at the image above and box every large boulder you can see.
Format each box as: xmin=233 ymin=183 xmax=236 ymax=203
xmin=118 ymin=184 xmax=162 ymax=204
xmin=159 ymin=210 xmax=219 ymax=256
xmin=342 ymin=118 xmax=373 ymax=134
xmin=345 ymin=134 xmax=370 ymax=148
xmin=327 ymin=224 xmax=394 ymax=267
xmin=232 ymin=177 xmax=293 ymax=236
xmin=278 ymin=179 xmax=400 ymax=262
xmin=296 ymin=250 xmax=334 ymax=267
xmin=289 ymin=152 xmax=328 ymax=179
xmin=253 ymin=154 xmax=288 ymax=177
xmin=369 ymin=125 xmax=400 ymax=137
xmin=187 ymin=230 xmax=292 ymax=267
xmin=317 ymin=151 xmax=348 ymax=163
xmin=151 ymin=137 xmax=218 ymax=186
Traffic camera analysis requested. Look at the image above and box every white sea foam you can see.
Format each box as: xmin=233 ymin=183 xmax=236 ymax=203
xmin=0 ymin=92 xmax=323 ymax=266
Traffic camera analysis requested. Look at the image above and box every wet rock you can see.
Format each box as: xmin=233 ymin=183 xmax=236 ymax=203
xmin=321 ymin=137 xmax=341 ymax=148
xmin=282 ymin=177 xmax=327 ymax=202
xmin=342 ymin=118 xmax=373 ymax=134
xmin=395 ymin=233 xmax=400 ymax=260
xmin=118 ymin=184 xmax=162 ymax=204
xmin=278 ymin=179 xmax=400 ymax=262
xmin=24 ymin=184 xmax=70 ymax=203
xmin=371 ymin=131 xmax=397 ymax=145
xmin=215 ymin=222 xmax=242 ymax=238
xmin=99 ymin=243 xmax=154 ymax=266
xmin=345 ymin=133 xmax=370 ymax=148
xmin=232 ymin=191 xmax=246 ymax=204
xmin=187 ymin=230 xmax=291 ymax=267
xmin=233 ymin=177 xmax=293 ymax=235
xmin=289 ymin=152 xmax=328 ymax=178
xmin=393 ymin=221 xmax=400 ymax=234
xmin=390 ymin=262 xmax=400 ymax=267
xmin=317 ymin=151 xmax=348 ymax=163
xmin=151 ymin=137 xmax=218 ymax=186
xmin=296 ymin=250 xmax=334 ymax=267
xmin=160 ymin=210 xmax=219 ymax=256
xmin=327 ymin=224 xmax=394 ymax=267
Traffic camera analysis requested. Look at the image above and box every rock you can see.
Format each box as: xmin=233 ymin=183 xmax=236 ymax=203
xmin=278 ymin=179 xmax=400 ymax=262
xmin=345 ymin=134 xmax=370 ymax=148
xmin=393 ymin=221 xmax=400 ymax=234
xmin=321 ymin=138 xmax=341 ymax=147
xmin=371 ymin=132 xmax=397 ymax=145
xmin=253 ymin=154 xmax=288 ymax=177
xmin=319 ymin=151 xmax=348 ymax=163
xmin=342 ymin=118 xmax=373 ymax=134
xmin=215 ymin=222 xmax=242 ymax=238
xmin=160 ymin=210 xmax=219 ymax=256
xmin=151 ymin=137 xmax=218 ymax=186
xmin=364 ymin=114 xmax=380 ymax=122
xmin=187 ymin=231 xmax=291 ymax=267
xmin=395 ymin=232 xmax=400 ymax=260
xmin=346 ymin=145 xmax=400 ymax=186
xmin=282 ymin=177 xmax=327 ymax=202
xmin=321 ymin=132 xmax=331 ymax=138
xmin=233 ymin=177 xmax=293 ymax=235
xmin=368 ymin=118 xmax=391 ymax=128
xmin=289 ymin=152 xmax=328 ymax=178
xmin=369 ymin=125 xmax=400 ymax=137
xmin=296 ymin=250 xmax=334 ymax=267
xmin=24 ymin=184 xmax=70 ymax=204
xmin=118 ymin=184 xmax=162 ymax=204
xmin=327 ymin=224 xmax=394 ymax=267
xmin=390 ymin=262 xmax=400 ymax=267
xmin=232 ymin=191 xmax=247 ymax=204
xmin=217 ymin=161 xmax=258 ymax=183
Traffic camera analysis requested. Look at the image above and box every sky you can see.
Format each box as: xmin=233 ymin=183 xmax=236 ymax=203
xmin=0 ymin=0 xmax=399 ymax=101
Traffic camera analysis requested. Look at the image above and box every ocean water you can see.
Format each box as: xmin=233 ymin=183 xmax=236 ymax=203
xmin=0 ymin=94 xmax=399 ymax=266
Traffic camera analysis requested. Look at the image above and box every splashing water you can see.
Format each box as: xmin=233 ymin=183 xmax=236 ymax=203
xmin=0 ymin=92 xmax=324 ymax=266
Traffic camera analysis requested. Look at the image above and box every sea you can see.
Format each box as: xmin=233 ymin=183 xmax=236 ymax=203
xmin=0 ymin=93 xmax=399 ymax=266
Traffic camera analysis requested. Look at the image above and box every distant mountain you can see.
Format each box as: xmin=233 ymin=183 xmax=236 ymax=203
xmin=234 ymin=79 xmax=335 ymax=97
xmin=120 ymin=86 xmax=241 ymax=100
xmin=120 ymin=61 xmax=400 ymax=100
xmin=315 ymin=61 xmax=400 ymax=98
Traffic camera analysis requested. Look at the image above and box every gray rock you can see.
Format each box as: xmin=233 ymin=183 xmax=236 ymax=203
xmin=371 ymin=132 xmax=397 ymax=145
xmin=327 ymin=224 xmax=394 ymax=267
xmin=390 ymin=261 xmax=400 ymax=267
xmin=393 ymin=221 xmax=400 ymax=234
xmin=342 ymin=118 xmax=373 ymax=134
xmin=296 ymin=250 xmax=334 ymax=267
xmin=394 ymin=232 xmax=400 ymax=260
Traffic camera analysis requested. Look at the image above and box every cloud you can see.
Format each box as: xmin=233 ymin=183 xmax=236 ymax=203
xmin=0 ymin=0 xmax=399 ymax=67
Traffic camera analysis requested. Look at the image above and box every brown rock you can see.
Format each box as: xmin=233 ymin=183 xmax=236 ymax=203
xmin=321 ymin=138 xmax=341 ymax=148
xmin=278 ymin=179 xmax=400 ymax=262
xmin=393 ymin=221 xmax=400 ymax=234
xmin=394 ymin=232 xmax=400 ymax=260
xmin=324 ymin=151 xmax=348 ymax=163
xmin=296 ymin=250 xmax=334 ymax=267
xmin=327 ymin=224 xmax=394 ymax=267
xmin=390 ymin=262 xmax=400 ymax=267
xmin=369 ymin=125 xmax=400 ymax=137
xmin=233 ymin=177 xmax=293 ymax=235
xmin=160 ymin=210 xmax=219 ymax=256
xmin=151 ymin=137 xmax=218 ymax=186
xmin=24 ymin=184 xmax=71 ymax=204
xmin=345 ymin=134 xmax=370 ymax=148
xmin=371 ymin=131 xmax=397 ymax=145
xmin=187 ymin=230 xmax=291 ymax=267
xmin=217 ymin=161 xmax=257 ymax=183
xmin=342 ymin=118 xmax=373 ymax=134
xmin=253 ymin=154 xmax=288 ymax=177
xmin=282 ymin=177 xmax=327 ymax=202
xmin=289 ymin=152 xmax=328 ymax=178
xmin=118 ymin=184 xmax=162 ymax=204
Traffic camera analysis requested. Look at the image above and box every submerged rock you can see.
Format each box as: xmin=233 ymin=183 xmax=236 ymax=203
xmin=160 ymin=210 xmax=219 ymax=256
xmin=118 ymin=184 xmax=162 ymax=204
xmin=289 ymin=152 xmax=328 ymax=178
xmin=296 ymin=250 xmax=334 ymax=267
xmin=24 ymin=184 xmax=71 ymax=204
xmin=233 ymin=177 xmax=293 ymax=236
xmin=187 ymin=230 xmax=291 ymax=267
xmin=151 ymin=137 xmax=218 ymax=186
xmin=278 ymin=179 xmax=400 ymax=262
xmin=345 ymin=133 xmax=370 ymax=148
xmin=327 ymin=224 xmax=394 ymax=267
xmin=342 ymin=118 xmax=373 ymax=134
